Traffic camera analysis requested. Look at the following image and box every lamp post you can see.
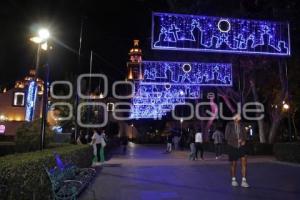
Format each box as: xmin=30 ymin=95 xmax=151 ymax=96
xmin=180 ymin=118 xmax=183 ymax=135
xmin=30 ymin=28 xmax=50 ymax=150
xmin=283 ymin=101 xmax=292 ymax=142
xmin=131 ymin=123 xmax=134 ymax=140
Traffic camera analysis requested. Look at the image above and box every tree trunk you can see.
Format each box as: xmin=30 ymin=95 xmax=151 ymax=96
xmin=258 ymin=120 xmax=266 ymax=143
xmin=219 ymin=94 xmax=236 ymax=113
xmin=250 ymin=80 xmax=266 ymax=143
xmin=206 ymin=98 xmax=218 ymax=132
xmin=268 ymin=120 xmax=281 ymax=143
xmin=292 ymin=108 xmax=298 ymax=141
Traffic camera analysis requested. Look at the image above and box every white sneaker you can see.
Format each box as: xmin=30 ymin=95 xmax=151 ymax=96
xmin=241 ymin=180 xmax=250 ymax=188
xmin=231 ymin=178 xmax=239 ymax=187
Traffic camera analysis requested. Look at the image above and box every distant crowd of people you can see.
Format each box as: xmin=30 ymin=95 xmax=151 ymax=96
xmin=76 ymin=128 xmax=129 ymax=167
xmin=76 ymin=113 xmax=250 ymax=188
xmin=165 ymin=126 xmax=223 ymax=160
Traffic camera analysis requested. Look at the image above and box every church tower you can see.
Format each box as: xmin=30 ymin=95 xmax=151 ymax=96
xmin=127 ymin=40 xmax=143 ymax=80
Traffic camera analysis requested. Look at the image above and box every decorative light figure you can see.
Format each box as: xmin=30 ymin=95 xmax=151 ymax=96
xmin=152 ymin=12 xmax=290 ymax=56
xmin=25 ymin=81 xmax=38 ymax=121
xmin=130 ymin=61 xmax=232 ymax=119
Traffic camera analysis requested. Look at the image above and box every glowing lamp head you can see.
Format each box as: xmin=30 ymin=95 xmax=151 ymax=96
xmin=38 ymin=28 xmax=50 ymax=40
xmin=99 ymin=93 xmax=104 ymax=99
xmin=283 ymin=103 xmax=290 ymax=110
xmin=0 ymin=115 xmax=5 ymax=121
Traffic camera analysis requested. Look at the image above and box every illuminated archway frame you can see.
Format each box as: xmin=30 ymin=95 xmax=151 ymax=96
xmin=142 ymin=61 xmax=232 ymax=86
xmin=130 ymin=61 xmax=232 ymax=119
xmin=152 ymin=12 xmax=291 ymax=56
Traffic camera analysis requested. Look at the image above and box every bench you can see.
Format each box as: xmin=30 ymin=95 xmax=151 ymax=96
xmin=53 ymin=153 xmax=96 ymax=183
xmin=45 ymin=167 xmax=83 ymax=200
xmin=0 ymin=183 xmax=7 ymax=199
xmin=44 ymin=153 xmax=96 ymax=200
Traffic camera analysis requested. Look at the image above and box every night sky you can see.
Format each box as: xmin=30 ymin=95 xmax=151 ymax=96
xmin=0 ymin=0 xmax=168 ymax=87
xmin=0 ymin=0 xmax=299 ymax=88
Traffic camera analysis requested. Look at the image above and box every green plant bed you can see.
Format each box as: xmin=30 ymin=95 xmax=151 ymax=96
xmin=274 ymin=143 xmax=300 ymax=163
xmin=0 ymin=144 xmax=93 ymax=200
xmin=0 ymin=135 xmax=15 ymax=142
xmin=15 ymin=120 xmax=55 ymax=153
xmin=247 ymin=142 xmax=273 ymax=155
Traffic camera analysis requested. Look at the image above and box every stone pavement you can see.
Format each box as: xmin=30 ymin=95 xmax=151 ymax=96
xmin=79 ymin=143 xmax=300 ymax=200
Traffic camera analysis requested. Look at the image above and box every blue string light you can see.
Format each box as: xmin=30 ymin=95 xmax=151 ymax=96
xmin=25 ymin=81 xmax=38 ymax=122
xmin=152 ymin=12 xmax=290 ymax=56
xmin=130 ymin=61 xmax=232 ymax=119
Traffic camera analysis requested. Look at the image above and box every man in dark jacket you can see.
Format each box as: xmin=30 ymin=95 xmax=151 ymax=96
xmin=225 ymin=113 xmax=249 ymax=188
xmin=166 ymin=132 xmax=173 ymax=153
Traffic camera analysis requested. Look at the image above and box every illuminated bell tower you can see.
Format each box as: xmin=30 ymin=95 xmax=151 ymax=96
xmin=127 ymin=40 xmax=143 ymax=80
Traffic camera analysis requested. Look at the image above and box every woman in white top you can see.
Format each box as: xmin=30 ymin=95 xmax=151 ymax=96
xmin=99 ymin=130 xmax=107 ymax=163
xmin=195 ymin=127 xmax=204 ymax=160
xmin=91 ymin=129 xmax=102 ymax=165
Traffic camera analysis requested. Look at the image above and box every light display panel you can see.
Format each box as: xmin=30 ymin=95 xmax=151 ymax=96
xmin=152 ymin=12 xmax=290 ymax=56
xmin=25 ymin=81 xmax=38 ymax=122
xmin=142 ymin=61 xmax=232 ymax=86
xmin=130 ymin=61 xmax=232 ymax=119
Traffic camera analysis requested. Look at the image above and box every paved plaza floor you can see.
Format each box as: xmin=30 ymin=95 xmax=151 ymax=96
xmin=79 ymin=143 xmax=300 ymax=200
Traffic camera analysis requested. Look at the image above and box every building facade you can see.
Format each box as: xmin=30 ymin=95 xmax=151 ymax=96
xmin=0 ymin=70 xmax=43 ymax=137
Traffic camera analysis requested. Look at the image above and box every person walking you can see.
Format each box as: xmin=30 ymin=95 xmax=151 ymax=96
xmin=187 ymin=128 xmax=196 ymax=160
xmin=195 ymin=128 xmax=204 ymax=160
xmin=166 ymin=133 xmax=173 ymax=153
xmin=91 ymin=129 xmax=102 ymax=166
xmin=120 ymin=135 xmax=128 ymax=154
xmin=99 ymin=129 xmax=107 ymax=164
xmin=225 ymin=113 xmax=250 ymax=188
xmin=173 ymin=130 xmax=180 ymax=150
xmin=212 ymin=128 xmax=224 ymax=159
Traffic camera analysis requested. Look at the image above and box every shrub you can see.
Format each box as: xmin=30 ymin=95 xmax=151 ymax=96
xmin=203 ymin=142 xmax=273 ymax=155
xmin=273 ymin=142 xmax=300 ymax=163
xmin=15 ymin=120 xmax=54 ymax=153
xmin=0 ymin=144 xmax=93 ymax=200
xmin=247 ymin=142 xmax=273 ymax=155
xmin=0 ymin=135 xmax=15 ymax=142
xmin=0 ymin=142 xmax=15 ymax=156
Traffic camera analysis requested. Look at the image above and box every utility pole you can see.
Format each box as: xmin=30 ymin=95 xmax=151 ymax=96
xmin=74 ymin=17 xmax=85 ymax=143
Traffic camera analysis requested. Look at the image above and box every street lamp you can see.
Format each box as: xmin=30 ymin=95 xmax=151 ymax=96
xmin=131 ymin=123 xmax=134 ymax=140
xmin=38 ymin=29 xmax=50 ymax=40
xmin=30 ymin=28 xmax=50 ymax=150
xmin=30 ymin=28 xmax=50 ymax=75
xmin=283 ymin=102 xmax=290 ymax=110
xmin=0 ymin=114 xmax=6 ymax=121
xmin=282 ymin=101 xmax=292 ymax=141
xmin=180 ymin=118 xmax=183 ymax=135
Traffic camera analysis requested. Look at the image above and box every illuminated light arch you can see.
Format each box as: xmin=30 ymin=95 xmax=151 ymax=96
xmin=152 ymin=12 xmax=291 ymax=56
xmin=130 ymin=61 xmax=232 ymax=119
